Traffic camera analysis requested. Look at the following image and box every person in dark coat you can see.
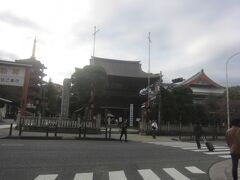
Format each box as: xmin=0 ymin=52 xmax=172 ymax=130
xmin=120 ymin=120 xmax=128 ymax=142
xmin=193 ymin=122 xmax=203 ymax=149
xmin=226 ymin=118 xmax=240 ymax=180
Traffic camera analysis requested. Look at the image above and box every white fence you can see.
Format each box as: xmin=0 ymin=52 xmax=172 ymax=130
xmin=19 ymin=116 xmax=96 ymax=129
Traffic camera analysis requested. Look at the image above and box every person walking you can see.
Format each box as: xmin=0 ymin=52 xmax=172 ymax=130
xmin=151 ymin=120 xmax=158 ymax=139
xmin=120 ymin=120 xmax=128 ymax=142
xmin=193 ymin=122 xmax=203 ymax=149
xmin=226 ymin=118 xmax=240 ymax=180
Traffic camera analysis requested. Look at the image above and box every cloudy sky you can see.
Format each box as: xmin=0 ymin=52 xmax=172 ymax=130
xmin=0 ymin=0 xmax=239 ymax=86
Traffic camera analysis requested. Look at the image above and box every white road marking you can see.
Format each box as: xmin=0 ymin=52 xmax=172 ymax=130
xmin=192 ymin=148 xmax=229 ymax=152
xmin=185 ymin=166 xmax=205 ymax=174
xmin=74 ymin=172 xmax=93 ymax=180
xmin=204 ymin=151 xmax=230 ymax=155
xmin=192 ymin=149 xmax=209 ymax=152
xmin=138 ymin=169 xmax=161 ymax=180
xmin=182 ymin=147 xmax=207 ymax=150
xmin=219 ymin=155 xmax=231 ymax=158
xmin=163 ymin=168 xmax=190 ymax=180
xmin=34 ymin=174 xmax=58 ymax=180
xmin=109 ymin=171 xmax=127 ymax=180
xmin=213 ymin=148 xmax=229 ymax=151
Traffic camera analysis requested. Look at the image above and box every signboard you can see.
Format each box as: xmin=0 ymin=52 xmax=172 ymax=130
xmin=129 ymin=104 xmax=133 ymax=127
xmin=0 ymin=65 xmax=25 ymax=87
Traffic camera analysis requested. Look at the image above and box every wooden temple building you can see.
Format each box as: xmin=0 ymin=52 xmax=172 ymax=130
xmin=90 ymin=57 xmax=159 ymax=127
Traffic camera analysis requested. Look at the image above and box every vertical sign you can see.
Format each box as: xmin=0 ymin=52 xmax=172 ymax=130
xmin=130 ymin=104 xmax=133 ymax=127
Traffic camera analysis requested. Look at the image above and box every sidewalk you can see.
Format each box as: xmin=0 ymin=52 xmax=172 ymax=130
xmin=209 ymin=159 xmax=232 ymax=180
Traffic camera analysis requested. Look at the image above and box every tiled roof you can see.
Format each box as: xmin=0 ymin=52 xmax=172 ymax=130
xmin=181 ymin=69 xmax=223 ymax=88
xmin=90 ymin=57 xmax=159 ymax=78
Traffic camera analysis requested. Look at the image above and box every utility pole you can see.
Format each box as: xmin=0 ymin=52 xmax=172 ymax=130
xmin=157 ymin=71 xmax=163 ymax=128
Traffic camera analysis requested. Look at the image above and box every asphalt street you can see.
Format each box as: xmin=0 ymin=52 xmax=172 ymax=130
xmin=0 ymin=138 xmax=227 ymax=180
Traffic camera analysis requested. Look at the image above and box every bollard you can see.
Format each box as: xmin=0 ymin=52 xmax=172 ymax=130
xmin=105 ymin=127 xmax=108 ymax=139
xmin=54 ymin=124 xmax=58 ymax=137
xmin=84 ymin=127 xmax=86 ymax=138
xmin=9 ymin=123 xmax=13 ymax=136
xmin=109 ymin=127 xmax=112 ymax=139
xmin=46 ymin=126 xmax=49 ymax=137
xmin=78 ymin=127 xmax=81 ymax=139
xmin=19 ymin=122 xmax=22 ymax=136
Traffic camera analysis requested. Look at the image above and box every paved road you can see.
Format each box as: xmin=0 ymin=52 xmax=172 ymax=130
xmin=0 ymin=138 xmax=228 ymax=180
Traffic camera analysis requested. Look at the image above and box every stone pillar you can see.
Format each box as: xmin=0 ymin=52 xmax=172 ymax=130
xmin=61 ymin=78 xmax=71 ymax=118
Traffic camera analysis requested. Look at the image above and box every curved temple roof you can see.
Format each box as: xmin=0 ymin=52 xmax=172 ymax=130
xmin=182 ymin=69 xmax=223 ymax=88
xmin=90 ymin=56 xmax=159 ymax=78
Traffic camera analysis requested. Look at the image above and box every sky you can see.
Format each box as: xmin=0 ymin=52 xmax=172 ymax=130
xmin=0 ymin=0 xmax=240 ymax=86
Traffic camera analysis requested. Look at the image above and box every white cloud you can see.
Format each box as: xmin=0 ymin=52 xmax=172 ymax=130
xmin=0 ymin=0 xmax=239 ymax=85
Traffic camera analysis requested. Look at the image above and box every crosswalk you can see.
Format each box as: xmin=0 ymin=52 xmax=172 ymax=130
xmin=33 ymin=166 xmax=206 ymax=180
xmin=147 ymin=141 xmax=231 ymax=159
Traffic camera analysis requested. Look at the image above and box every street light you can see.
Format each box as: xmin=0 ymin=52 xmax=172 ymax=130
xmin=225 ymin=52 xmax=240 ymax=128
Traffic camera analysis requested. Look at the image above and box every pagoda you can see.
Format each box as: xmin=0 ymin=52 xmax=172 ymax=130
xmin=15 ymin=38 xmax=47 ymax=114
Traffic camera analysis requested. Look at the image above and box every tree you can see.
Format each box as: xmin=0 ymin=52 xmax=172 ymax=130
xmin=217 ymin=86 xmax=240 ymax=125
xmin=160 ymin=87 xmax=176 ymax=123
xmin=45 ymin=79 xmax=61 ymax=116
xmin=193 ymin=104 xmax=209 ymax=125
xmin=228 ymin=86 xmax=240 ymax=119
xmin=172 ymin=86 xmax=194 ymax=124
xmin=70 ymin=65 xmax=108 ymax=116
xmin=205 ymin=95 xmax=224 ymax=125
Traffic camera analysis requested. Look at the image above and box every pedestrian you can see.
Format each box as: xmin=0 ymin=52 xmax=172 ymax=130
xmin=226 ymin=118 xmax=240 ymax=180
xmin=193 ymin=122 xmax=203 ymax=149
xmin=151 ymin=120 xmax=158 ymax=139
xmin=120 ymin=120 xmax=128 ymax=142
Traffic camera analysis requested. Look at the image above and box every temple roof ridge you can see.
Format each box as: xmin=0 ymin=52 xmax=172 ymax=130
xmin=90 ymin=56 xmax=159 ymax=78
xmin=91 ymin=56 xmax=141 ymax=64
xmin=182 ymin=69 xmax=223 ymax=88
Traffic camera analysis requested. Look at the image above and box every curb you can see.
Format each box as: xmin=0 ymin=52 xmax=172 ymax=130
xmin=209 ymin=159 xmax=231 ymax=180
xmin=3 ymin=136 xmax=63 ymax=140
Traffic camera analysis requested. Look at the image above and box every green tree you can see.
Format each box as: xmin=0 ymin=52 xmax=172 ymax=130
xmin=205 ymin=95 xmax=224 ymax=125
xmin=45 ymin=79 xmax=61 ymax=116
xmin=172 ymin=86 xmax=194 ymax=124
xmin=70 ymin=65 xmax=108 ymax=115
xmin=193 ymin=104 xmax=209 ymax=125
xmin=160 ymin=87 xmax=177 ymax=123
xmin=228 ymin=86 xmax=240 ymax=119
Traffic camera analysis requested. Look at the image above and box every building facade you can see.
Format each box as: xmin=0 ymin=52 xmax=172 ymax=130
xmin=179 ymin=69 xmax=225 ymax=104
xmin=0 ymin=60 xmax=32 ymax=117
xmin=90 ymin=57 xmax=159 ymax=127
